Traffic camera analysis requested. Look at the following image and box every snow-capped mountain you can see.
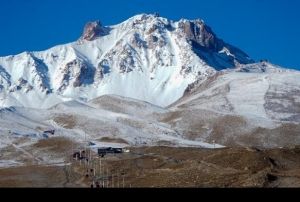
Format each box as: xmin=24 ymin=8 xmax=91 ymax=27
xmin=0 ymin=14 xmax=253 ymax=108
xmin=0 ymin=13 xmax=299 ymax=154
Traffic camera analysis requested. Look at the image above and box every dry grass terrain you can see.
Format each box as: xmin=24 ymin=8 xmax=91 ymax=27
xmin=1 ymin=145 xmax=300 ymax=188
xmin=53 ymin=114 xmax=78 ymax=129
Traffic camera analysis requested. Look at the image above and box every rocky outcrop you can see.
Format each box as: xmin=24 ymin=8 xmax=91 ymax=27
xmin=57 ymin=59 xmax=94 ymax=91
xmin=9 ymin=78 xmax=33 ymax=93
xmin=0 ymin=65 xmax=12 ymax=88
xmin=178 ymin=19 xmax=220 ymax=51
xmin=81 ymin=21 xmax=108 ymax=41
xmin=30 ymin=55 xmax=52 ymax=94
xmin=131 ymin=33 xmax=147 ymax=49
xmin=176 ymin=19 xmax=254 ymax=69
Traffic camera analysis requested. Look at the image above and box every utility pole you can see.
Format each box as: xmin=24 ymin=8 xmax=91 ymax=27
xmin=93 ymin=160 xmax=96 ymax=177
xmin=112 ymin=173 xmax=114 ymax=188
xmin=102 ymin=164 xmax=105 ymax=188
xmin=107 ymin=167 xmax=109 ymax=188
xmin=71 ymin=141 xmax=74 ymax=158
xmin=122 ymin=175 xmax=125 ymax=188
xmin=100 ymin=158 xmax=102 ymax=180
xmin=118 ymin=171 xmax=120 ymax=188
xmin=84 ymin=132 xmax=87 ymax=167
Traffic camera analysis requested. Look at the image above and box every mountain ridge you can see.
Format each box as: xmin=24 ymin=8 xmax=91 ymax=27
xmin=0 ymin=13 xmax=258 ymax=109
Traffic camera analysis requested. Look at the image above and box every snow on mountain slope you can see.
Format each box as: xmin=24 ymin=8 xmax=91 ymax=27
xmin=0 ymin=95 xmax=225 ymax=168
xmin=163 ymin=62 xmax=300 ymax=147
xmin=88 ymin=94 xmax=166 ymax=118
xmin=0 ymin=14 xmax=253 ymax=108
xmin=173 ymin=62 xmax=300 ymax=123
xmin=0 ymin=95 xmax=222 ymax=156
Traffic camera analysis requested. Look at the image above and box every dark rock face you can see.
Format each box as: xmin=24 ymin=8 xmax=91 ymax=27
xmin=82 ymin=21 xmax=108 ymax=41
xmin=131 ymin=33 xmax=147 ymax=49
xmin=0 ymin=65 xmax=12 ymax=87
xmin=30 ymin=54 xmax=52 ymax=93
xmin=9 ymin=78 xmax=33 ymax=93
xmin=178 ymin=20 xmax=220 ymax=51
xmin=58 ymin=59 xmax=95 ymax=91
xmin=95 ymin=60 xmax=110 ymax=80
xmin=177 ymin=19 xmax=254 ymax=69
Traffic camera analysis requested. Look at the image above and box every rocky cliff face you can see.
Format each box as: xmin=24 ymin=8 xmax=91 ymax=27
xmin=176 ymin=19 xmax=253 ymax=70
xmin=178 ymin=19 xmax=219 ymax=50
xmin=81 ymin=20 xmax=109 ymax=41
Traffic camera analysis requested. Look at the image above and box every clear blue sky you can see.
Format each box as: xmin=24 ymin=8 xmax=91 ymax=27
xmin=0 ymin=0 xmax=299 ymax=70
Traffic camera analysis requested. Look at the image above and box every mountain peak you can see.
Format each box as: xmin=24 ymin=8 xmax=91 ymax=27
xmin=81 ymin=20 xmax=108 ymax=41
xmin=177 ymin=18 xmax=218 ymax=50
xmin=0 ymin=14 xmax=269 ymax=109
xmin=130 ymin=13 xmax=161 ymax=20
